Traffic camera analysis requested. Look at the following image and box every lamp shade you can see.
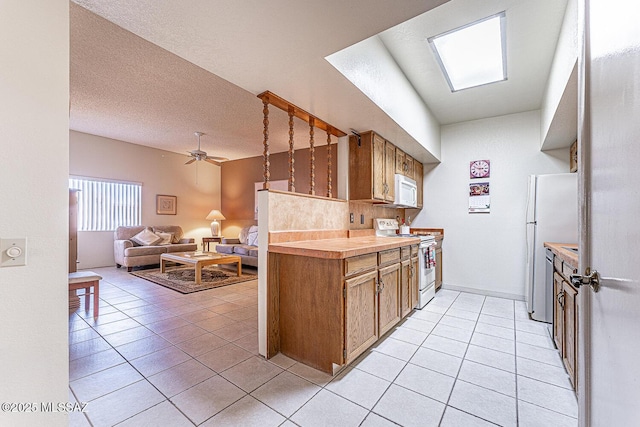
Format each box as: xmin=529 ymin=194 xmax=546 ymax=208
xmin=206 ymin=209 xmax=225 ymax=237
xmin=206 ymin=210 xmax=226 ymax=221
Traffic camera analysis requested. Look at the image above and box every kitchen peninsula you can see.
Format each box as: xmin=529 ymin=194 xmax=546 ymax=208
xmin=268 ymin=234 xmax=421 ymax=374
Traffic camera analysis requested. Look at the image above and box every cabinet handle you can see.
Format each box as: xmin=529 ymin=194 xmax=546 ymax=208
xmin=378 ymin=279 xmax=385 ymax=293
xmin=557 ymin=291 xmax=565 ymax=308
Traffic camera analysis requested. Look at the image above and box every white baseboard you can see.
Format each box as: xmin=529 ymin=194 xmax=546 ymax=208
xmin=440 ymin=283 xmax=525 ymax=302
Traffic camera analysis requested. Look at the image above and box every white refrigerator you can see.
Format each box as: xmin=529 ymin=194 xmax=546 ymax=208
xmin=525 ymin=173 xmax=578 ymax=323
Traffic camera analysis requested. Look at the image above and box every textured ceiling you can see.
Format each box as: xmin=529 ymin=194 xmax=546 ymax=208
xmin=70 ymin=0 xmax=572 ymax=163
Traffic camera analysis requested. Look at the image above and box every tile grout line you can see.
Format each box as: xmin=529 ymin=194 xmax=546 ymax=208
xmin=436 ymin=292 xmax=506 ymax=426
xmin=73 ymin=273 xmax=265 ymax=426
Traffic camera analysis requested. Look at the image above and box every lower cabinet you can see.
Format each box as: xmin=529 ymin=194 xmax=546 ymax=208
xmin=378 ymin=263 xmax=401 ymax=336
xmin=345 ymin=270 xmax=379 ymax=364
xmin=270 ymin=244 xmax=419 ymax=374
xmin=552 ymin=258 xmax=578 ymax=389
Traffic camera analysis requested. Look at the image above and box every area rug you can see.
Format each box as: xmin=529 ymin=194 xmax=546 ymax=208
xmin=130 ymin=265 xmax=257 ymax=294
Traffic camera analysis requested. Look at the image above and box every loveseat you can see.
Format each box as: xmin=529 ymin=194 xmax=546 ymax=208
xmin=215 ymin=225 xmax=258 ymax=268
xmin=114 ymin=225 xmax=197 ymax=271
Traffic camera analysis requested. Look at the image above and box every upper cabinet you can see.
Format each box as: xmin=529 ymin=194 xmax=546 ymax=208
xmin=414 ymin=161 xmax=423 ymax=209
xmin=350 ymin=131 xmax=395 ymax=203
xmin=349 ymin=130 xmax=423 ymax=207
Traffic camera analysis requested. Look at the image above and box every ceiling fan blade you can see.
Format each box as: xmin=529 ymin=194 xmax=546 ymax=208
xmin=204 ymin=159 xmax=222 ymax=166
xmin=206 ymin=155 xmax=229 ymax=161
xmin=185 ymin=158 xmax=196 ymax=165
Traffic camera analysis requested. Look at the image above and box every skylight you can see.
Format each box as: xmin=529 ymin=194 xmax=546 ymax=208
xmin=428 ymin=12 xmax=507 ymax=92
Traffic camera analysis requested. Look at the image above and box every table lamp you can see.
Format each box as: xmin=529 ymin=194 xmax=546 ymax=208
xmin=205 ymin=209 xmax=226 ymax=237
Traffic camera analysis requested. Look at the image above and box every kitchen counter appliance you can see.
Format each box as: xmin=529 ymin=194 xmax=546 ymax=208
xmin=374 ymin=218 xmax=436 ymax=308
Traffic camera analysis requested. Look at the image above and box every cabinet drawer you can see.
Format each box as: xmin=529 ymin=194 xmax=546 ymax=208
xmin=563 ymin=262 xmax=577 ymax=280
xmin=554 ymin=257 xmax=564 ymax=274
xmin=401 ymin=246 xmax=411 ymax=260
xmin=378 ymin=248 xmax=400 ymax=266
xmin=411 ymin=244 xmax=419 ymax=258
xmin=345 ymin=253 xmax=377 ymax=277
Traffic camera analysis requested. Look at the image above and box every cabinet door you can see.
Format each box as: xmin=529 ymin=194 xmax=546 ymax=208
xmin=553 ymin=272 xmax=565 ymax=352
xmin=410 ymin=256 xmax=419 ymax=309
xmin=372 ymin=134 xmax=386 ymax=201
xmin=345 ymin=270 xmax=379 ymax=364
xmin=395 ymin=148 xmax=405 ymax=174
xmin=405 ymin=155 xmax=414 ymax=179
xmin=400 ymin=259 xmax=411 ymax=318
xmin=384 ymin=141 xmax=396 ymax=202
xmin=563 ymin=281 xmax=578 ymax=388
xmin=414 ymin=161 xmax=423 ymax=208
xmin=378 ymin=263 xmax=401 ymax=336
xmin=435 ymin=248 xmax=442 ymax=290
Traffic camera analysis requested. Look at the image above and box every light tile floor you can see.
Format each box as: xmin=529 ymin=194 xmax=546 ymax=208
xmin=69 ymin=267 xmax=578 ymax=426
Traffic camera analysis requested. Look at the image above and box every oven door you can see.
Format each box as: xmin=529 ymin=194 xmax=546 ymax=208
xmin=417 ymin=241 xmax=436 ymax=308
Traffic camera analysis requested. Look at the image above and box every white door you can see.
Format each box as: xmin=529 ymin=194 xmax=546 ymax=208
xmin=578 ymin=0 xmax=640 ymax=425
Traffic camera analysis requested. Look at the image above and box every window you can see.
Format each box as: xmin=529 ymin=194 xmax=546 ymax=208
xmin=69 ymin=177 xmax=142 ymax=231
xmin=428 ymin=12 xmax=507 ymax=92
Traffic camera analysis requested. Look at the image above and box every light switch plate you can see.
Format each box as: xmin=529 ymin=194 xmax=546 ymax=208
xmin=0 ymin=238 xmax=27 ymax=267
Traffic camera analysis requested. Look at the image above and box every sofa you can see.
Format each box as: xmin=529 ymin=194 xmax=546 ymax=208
xmin=215 ymin=225 xmax=258 ymax=268
xmin=114 ymin=225 xmax=197 ymax=271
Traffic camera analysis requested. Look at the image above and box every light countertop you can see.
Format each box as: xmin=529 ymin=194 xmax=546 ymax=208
xmin=269 ymin=236 xmax=421 ymax=259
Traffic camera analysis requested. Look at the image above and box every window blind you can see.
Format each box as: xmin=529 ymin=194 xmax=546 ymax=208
xmin=69 ymin=177 xmax=142 ymax=231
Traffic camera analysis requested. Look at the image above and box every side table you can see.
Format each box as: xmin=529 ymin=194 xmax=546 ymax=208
xmin=202 ymin=236 xmax=222 ymax=252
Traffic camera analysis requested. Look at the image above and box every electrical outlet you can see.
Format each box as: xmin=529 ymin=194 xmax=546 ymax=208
xmin=360 ymin=214 xmax=365 ymax=224
xmin=350 ymin=213 xmax=354 ymax=223
xmin=0 ymin=238 xmax=27 ymax=267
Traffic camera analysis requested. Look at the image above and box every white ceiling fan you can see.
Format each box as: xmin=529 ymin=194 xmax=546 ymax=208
xmin=185 ymin=131 xmax=228 ymax=166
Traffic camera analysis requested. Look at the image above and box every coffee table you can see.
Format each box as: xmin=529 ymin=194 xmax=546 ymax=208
xmin=160 ymin=252 xmax=242 ymax=284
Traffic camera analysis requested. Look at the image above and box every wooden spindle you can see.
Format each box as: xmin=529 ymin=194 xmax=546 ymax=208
xmin=262 ymin=98 xmax=270 ymax=189
xmin=288 ymin=106 xmax=295 ymax=192
xmin=326 ymin=129 xmax=332 ymax=198
xmin=309 ymin=117 xmax=315 ymax=195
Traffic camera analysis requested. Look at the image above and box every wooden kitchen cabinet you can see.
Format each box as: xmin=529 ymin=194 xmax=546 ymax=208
xmin=405 ymin=154 xmax=414 ymax=179
xmin=414 ymin=160 xmax=423 ymax=208
xmin=549 ymin=245 xmax=579 ymax=390
xmin=269 ymin=241 xmax=419 ymax=373
xmin=345 ymin=269 xmax=379 ymax=364
xmin=563 ymin=280 xmax=578 ymax=387
xmin=395 ymin=148 xmax=405 ymax=175
xmin=378 ymin=263 xmax=401 ymax=336
xmin=401 ymin=245 xmax=420 ymax=318
xmin=394 ymin=147 xmax=415 ymax=179
xmin=349 ymin=131 xmax=395 ymax=203
xmin=553 ymin=272 xmax=565 ymax=351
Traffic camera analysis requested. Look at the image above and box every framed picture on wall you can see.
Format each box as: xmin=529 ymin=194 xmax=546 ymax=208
xmin=156 ymin=194 xmax=177 ymax=215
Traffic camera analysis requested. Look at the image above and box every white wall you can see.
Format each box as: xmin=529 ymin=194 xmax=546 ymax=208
xmin=70 ymin=131 xmax=221 ymax=268
xmin=326 ymin=36 xmax=441 ymax=162
xmin=0 ymin=1 xmax=69 ymax=426
xmin=540 ymin=0 xmax=578 ymax=149
xmin=412 ymin=111 xmax=569 ymax=299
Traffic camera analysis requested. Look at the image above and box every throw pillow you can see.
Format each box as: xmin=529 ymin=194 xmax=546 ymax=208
xmin=247 ymin=225 xmax=259 ymax=246
xmin=156 ymin=232 xmax=174 ymax=245
xmin=238 ymin=226 xmax=251 ymax=244
xmin=131 ymin=228 xmax=162 ymax=246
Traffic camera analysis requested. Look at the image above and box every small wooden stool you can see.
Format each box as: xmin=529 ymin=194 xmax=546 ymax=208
xmin=68 ymin=271 xmax=101 ymax=318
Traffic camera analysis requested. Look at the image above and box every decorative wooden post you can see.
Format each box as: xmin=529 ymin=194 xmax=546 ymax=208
xmin=262 ymin=97 xmax=270 ymax=189
xmin=326 ymin=129 xmax=332 ymax=198
xmin=309 ymin=117 xmax=315 ymax=195
xmin=288 ymin=106 xmax=295 ymax=192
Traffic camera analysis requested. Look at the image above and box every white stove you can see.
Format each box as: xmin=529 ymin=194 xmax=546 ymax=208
xmin=374 ymin=219 xmax=436 ymax=308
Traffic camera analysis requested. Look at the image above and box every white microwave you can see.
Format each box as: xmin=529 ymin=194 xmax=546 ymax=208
xmin=394 ymin=174 xmax=417 ymax=208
